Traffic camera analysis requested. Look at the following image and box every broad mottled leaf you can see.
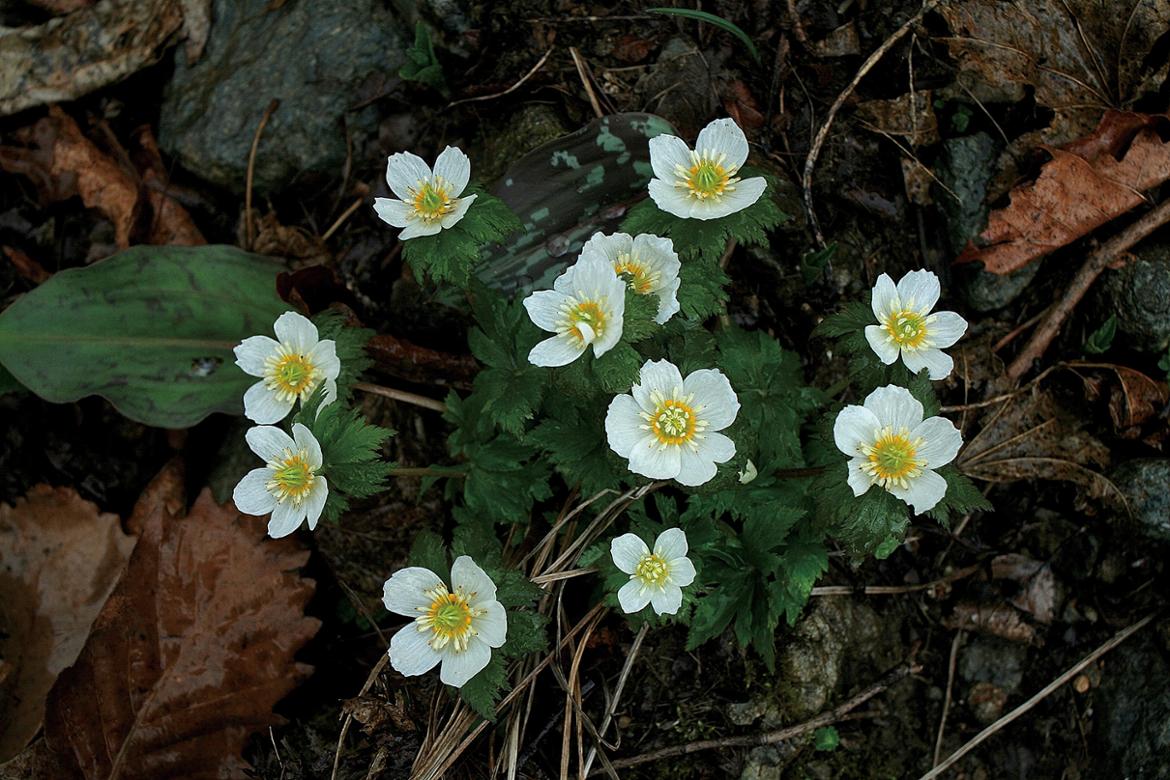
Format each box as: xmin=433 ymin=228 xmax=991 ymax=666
xmin=0 ymin=245 xmax=288 ymax=428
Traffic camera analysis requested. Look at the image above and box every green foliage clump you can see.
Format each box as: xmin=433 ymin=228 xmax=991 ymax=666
xmin=401 ymin=189 xmax=523 ymax=286
xmin=399 ymin=22 xmax=446 ymax=91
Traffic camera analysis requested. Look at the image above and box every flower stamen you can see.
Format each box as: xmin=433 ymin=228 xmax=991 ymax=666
xmin=263 ymin=346 xmax=323 ymax=403
xmin=411 ymin=177 xmax=455 ymax=223
xmin=613 ymin=252 xmax=659 ymax=295
xmin=859 ymin=426 xmax=924 ymax=489
xmin=674 ymin=150 xmax=738 ymax=201
xmin=881 ymin=309 xmax=929 ymax=350
xmin=266 ymin=449 xmax=317 ymax=505
xmin=415 ymin=584 xmax=481 ymax=653
xmin=633 ymin=552 xmax=670 ymax=589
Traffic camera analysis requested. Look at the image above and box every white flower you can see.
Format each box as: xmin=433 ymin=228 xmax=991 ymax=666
xmin=647 ymin=117 xmax=767 ymax=220
xmin=865 ymin=270 xmax=968 ymax=380
xmin=580 ymin=231 xmax=681 ymax=324
xmin=373 ymin=146 xmax=478 ymax=240
xmin=523 ymin=253 xmax=627 ymax=367
xmin=605 ymin=359 xmax=739 ymax=486
xmin=382 ymin=556 xmax=507 ymax=688
xmin=738 ymin=459 xmax=758 ymax=484
xmin=234 ymin=311 xmax=341 ymax=424
xmin=233 ymin=423 xmax=329 ymax=538
xmin=833 ymin=385 xmax=963 ymax=514
xmin=610 ymin=528 xmax=696 ymax=615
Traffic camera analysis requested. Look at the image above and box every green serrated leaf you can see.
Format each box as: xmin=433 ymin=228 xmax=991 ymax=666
xmin=926 ymin=464 xmax=993 ymax=526
xmin=800 ymin=243 xmax=837 ymax=285
xmin=812 ymin=300 xmax=873 ymax=339
xmin=409 ymin=530 xmax=450 ymax=575
xmin=621 ymin=287 xmax=660 ymax=343
xmin=593 ymin=342 xmax=642 ymax=393
xmin=399 ymin=22 xmax=446 ymax=91
xmin=459 ymin=653 xmax=506 ymax=720
xmin=401 ymin=189 xmax=522 ymax=287
xmin=312 ymin=309 xmax=373 ymax=402
xmin=1084 ymin=314 xmax=1117 ymax=355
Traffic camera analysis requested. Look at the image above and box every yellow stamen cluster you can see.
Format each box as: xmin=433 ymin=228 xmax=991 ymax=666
xmin=640 ymin=388 xmax=707 ymax=449
xmin=560 ymin=299 xmax=607 ymax=345
xmin=859 ymin=427 xmax=924 ymax=489
xmin=411 ymin=177 xmax=455 ymax=223
xmin=674 ymin=149 xmax=739 ymax=201
xmin=613 ymin=253 xmax=659 ymax=295
xmin=263 ymin=346 xmax=322 ymax=403
xmin=414 ymin=584 xmax=481 ymax=652
xmin=881 ymin=309 xmax=929 ymax=349
xmin=266 ymin=449 xmax=317 ymax=505
xmin=633 ymin=552 xmax=670 ymax=588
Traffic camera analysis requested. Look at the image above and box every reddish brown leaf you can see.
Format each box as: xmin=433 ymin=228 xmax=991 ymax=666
xmin=956 ymin=111 xmax=1170 ymax=274
xmin=945 ymin=603 xmax=1041 ymax=645
xmin=0 ymin=487 xmax=136 ymax=762
xmin=1 ymin=245 xmax=51 ymax=284
xmin=42 ymin=465 xmax=320 ymax=779
xmin=721 ymin=80 xmax=764 ymax=131
xmin=612 ymin=34 xmax=654 ymax=64
xmin=1088 ymin=363 xmax=1169 ymax=431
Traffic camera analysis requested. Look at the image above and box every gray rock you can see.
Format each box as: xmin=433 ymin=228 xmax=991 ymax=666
xmin=1093 ymin=633 xmax=1170 ymax=779
xmin=1098 ymin=244 xmax=1170 ymax=354
xmin=634 ymin=37 xmax=722 ymax=136
xmin=160 ymin=0 xmax=406 ymax=193
xmin=959 ymin=637 xmax=1028 ymax=691
xmin=1110 ymin=458 xmax=1170 ymax=542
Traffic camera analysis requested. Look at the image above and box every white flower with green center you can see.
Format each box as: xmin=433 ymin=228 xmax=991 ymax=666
xmin=579 ymin=231 xmax=681 ymax=324
xmin=610 ymin=528 xmax=696 ymax=615
xmin=234 ymin=311 xmax=341 ymax=424
xmin=605 ymin=359 xmax=740 ymax=486
xmin=373 ymin=146 xmax=477 ymax=240
xmin=865 ymin=270 xmax=968 ymax=380
xmin=833 ymin=385 xmax=963 ymax=514
xmin=647 ymin=117 xmax=767 ymax=220
xmin=382 ymin=556 xmax=507 ymax=688
xmin=233 ymin=423 xmax=329 ymax=538
xmin=523 ymin=253 xmax=627 ymax=367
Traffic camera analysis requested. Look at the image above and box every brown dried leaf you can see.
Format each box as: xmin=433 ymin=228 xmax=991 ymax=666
xmin=956 ymin=112 xmax=1170 ymax=274
xmin=856 ymin=90 xmax=939 ymax=147
xmin=945 ymin=603 xmax=1041 ymax=645
xmin=1074 ymin=362 xmax=1170 ymax=432
xmin=991 ymin=554 xmax=1060 ymax=625
xmin=42 ymin=466 xmax=320 ymax=779
xmin=0 ymin=487 xmax=136 ymax=762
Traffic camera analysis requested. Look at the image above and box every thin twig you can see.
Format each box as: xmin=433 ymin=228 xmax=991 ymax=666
xmin=600 ymin=660 xmax=921 ymax=771
xmin=569 ymin=47 xmax=606 ymax=118
xmin=354 ymin=380 xmax=447 ymax=412
xmin=802 ymin=0 xmax=941 ymax=246
xmin=933 ymin=630 xmax=964 ymax=766
xmin=810 ymin=563 xmax=980 ymax=597
xmin=919 ymin=612 xmax=1160 ymax=780
xmin=447 ymin=47 xmax=554 ymax=108
xmin=331 ymin=653 xmax=389 ymax=780
xmin=1007 ymin=197 xmax=1170 ymax=380
xmin=244 ymin=99 xmax=280 ymax=251
xmin=582 ymin=622 xmax=650 ymax=775
xmin=321 ymin=196 xmax=364 ymax=241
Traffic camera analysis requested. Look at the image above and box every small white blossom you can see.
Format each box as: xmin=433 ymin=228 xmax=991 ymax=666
xmin=382 ymin=556 xmax=507 ymax=688
xmin=580 ymin=231 xmax=681 ymax=324
xmin=233 ymin=423 xmax=328 ymax=538
xmin=373 ymin=146 xmax=477 ymax=240
xmin=234 ymin=311 xmax=340 ymax=424
xmin=833 ymin=385 xmax=963 ymax=514
xmin=865 ymin=270 xmax=968 ymax=380
xmin=738 ymin=459 xmax=758 ymax=484
xmin=523 ymin=254 xmax=627 ymax=367
xmin=605 ymin=359 xmax=739 ymax=486
xmin=647 ymin=117 xmax=767 ymax=220
xmin=610 ymin=528 xmax=696 ymax=615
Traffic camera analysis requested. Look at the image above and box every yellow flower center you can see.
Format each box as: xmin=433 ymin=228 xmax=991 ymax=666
xmin=412 ymin=178 xmax=454 ymax=223
xmin=641 ymin=390 xmax=707 ymax=448
xmin=675 ymin=150 xmax=738 ymax=201
xmin=634 ymin=552 xmax=670 ymax=587
xmin=566 ymin=300 xmax=607 ymax=345
xmin=416 ymin=586 xmax=479 ymax=652
xmin=614 ymin=253 xmax=658 ymax=295
xmin=860 ymin=427 xmax=924 ymax=489
xmin=266 ymin=450 xmax=317 ymax=505
xmin=882 ymin=309 xmax=928 ymax=349
xmin=263 ymin=348 xmax=322 ymax=403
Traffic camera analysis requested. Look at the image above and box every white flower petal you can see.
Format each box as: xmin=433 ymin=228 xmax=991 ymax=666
xmin=440 ymin=639 xmax=492 ymax=688
xmin=632 ymin=359 xmax=684 ymax=411
xmin=668 ymin=557 xmax=696 ymax=587
xmin=833 ymin=405 xmax=881 ymax=457
xmin=233 ymin=468 xmax=277 ymax=515
xmin=676 ymin=448 xmax=718 ymax=486
xmin=911 ymin=417 xmax=963 ymax=468
xmin=617 ymin=579 xmax=653 ymax=613
xmin=654 ymin=278 xmax=681 ymax=324
xmin=433 ymin=145 xmax=471 ymax=196
xmin=386 ymin=151 xmax=432 ymax=201
xmin=683 ymin=369 xmax=739 ymax=430
xmin=309 ymin=339 xmax=341 ymax=381
xmin=632 ymin=233 xmax=679 ymax=274
xmin=863 ymin=385 xmax=923 ymax=431
xmin=865 ymin=324 xmax=900 ymax=365
xmin=648 ymin=134 xmax=693 ymax=183
xmin=243 ymin=381 xmax=294 ymax=424
xmin=273 ymin=311 xmax=319 ymax=354
xmin=451 ymin=556 xmax=497 ymax=604
xmin=304 ymin=476 xmax=328 ymax=530
xmin=610 ymin=533 xmax=650 ymax=573
xmin=889 ymin=468 xmax=948 ymax=514
xmin=605 ymin=394 xmax=648 ymax=458
xmin=870 ymin=273 xmax=900 ymax=320
xmin=696 ymin=117 xmax=750 ymax=169
xmin=383 ymin=567 xmax=445 ymax=616
xmin=926 ymin=311 xmax=968 ymax=349
xmin=373 ymin=197 xmax=412 ymax=228
xmin=648 ymin=177 xmax=691 ymax=219
xmin=654 ymin=528 xmax=688 ymax=560
xmin=580 ymin=231 xmax=632 ymax=264
xmin=389 ymin=625 xmax=442 ymax=677
xmin=292 ymin=423 xmax=323 ymax=468
xmin=475 ymin=601 xmax=507 ymax=648
xmin=267 ymin=500 xmax=304 ymax=538
xmin=528 ymin=334 xmax=586 ymax=367
xmin=710 ymin=175 xmax=766 ymax=217
xmin=441 ymin=193 xmax=476 ymax=229
xmin=627 ymin=436 xmax=682 ymax=480
xmin=319 ymin=378 xmax=338 ymax=413
xmin=896 ymin=270 xmax=941 ymax=315
xmin=846 ymin=458 xmax=872 ymax=497
xmin=650 ymin=584 xmax=683 ymax=615
xmin=523 ymin=289 xmax=567 ymax=332
xmin=246 ymin=425 xmax=296 ymax=462
xmin=399 ymin=220 xmax=442 ymax=240
xmin=903 ymin=347 xmax=954 ymax=380
xmin=234 ymin=335 xmax=279 ymax=376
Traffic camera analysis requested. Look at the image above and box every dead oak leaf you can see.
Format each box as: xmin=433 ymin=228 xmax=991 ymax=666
xmin=41 ymin=467 xmax=320 ymax=780
xmin=0 ymin=486 xmax=136 ymax=763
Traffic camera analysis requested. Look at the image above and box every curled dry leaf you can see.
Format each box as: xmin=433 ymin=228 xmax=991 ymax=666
xmin=0 ymin=486 xmax=136 ymax=763
xmin=1074 ymin=362 xmax=1170 ymax=437
xmin=956 ymin=112 xmax=1170 ymax=274
xmin=991 ymin=553 xmax=1060 ymax=625
xmin=856 ymin=90 xmax=939 ymax=147
xmin=41 ymin=463 xmax=320 ymax=779
xmin=945 ymin=603 xmax=1041 ymax=646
